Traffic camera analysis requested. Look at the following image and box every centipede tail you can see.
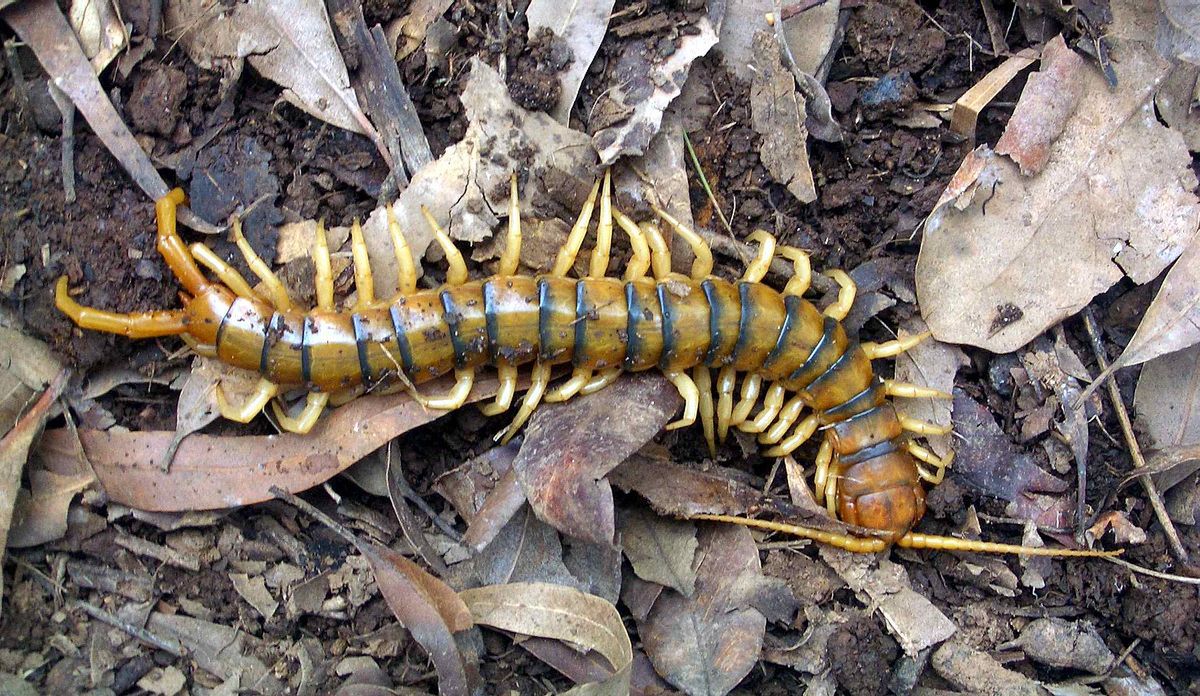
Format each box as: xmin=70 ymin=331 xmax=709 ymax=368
xmin=55 ymin=173 xmax=1118 ymax=557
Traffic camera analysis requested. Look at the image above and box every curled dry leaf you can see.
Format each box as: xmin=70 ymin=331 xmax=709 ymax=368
xmin=916 ymin=2 xmax=1200 ymax=353
xmin=639 ymin=523 xmax=765 ymax=696
xmin=388 ymin=0 xmax=454 ymax=60
xmin=35 ymin=375 xmax=502 ymax=512
xmin=1133 ymin=344 xmax=1200 ymax=491
xmin=994 ymin=36 xmax=1085 ymax=175
xmin=949 ymin=391 xmax=1068 ymax=502
xmin=527 ymin=0 xmax=615 ymax=124
xmin=1107 ymin=233 xmax=1200 ymax=374
xmin=513 ymin=372 xmax=681 ymax=547
xmin=460 ymin=582 xmax=632 ymax=694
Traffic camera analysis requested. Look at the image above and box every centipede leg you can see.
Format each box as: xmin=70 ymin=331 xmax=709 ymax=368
xmin=271 ymin=391 xmax=330 ymax=434
xmin=861 ymin=332 xmax=932 ymax=360
xmin=231 ymin=217 xmax=293 ymax=311
xmin=580 ymin=367 xmax=622 ymax=395
xmin=544 ymin=367 xmax=593 ymax=403
xmin=897 ymin=414 xmax=953 ymax=436
xmin=651 ymin=205 xmax=714 ymax=280
xmin=55 ymin=277 xmax=188 ymax=338
xmin=154 ymin=188 xmax=211 ymax=295
xmin=421 ymin=208 xmax=468 ymax=286
xmin=480 ymin=365 xmax=518 ymax=416
xmin=189 ymin=243 xmax=258 ymax=300
xmin=823 ymin=459 xmax=840 ymax=516
xmin=500 ymin=362 xmax=552 ymax=443
xmin=740 ymin=382 xmax=787 ymax=433
xmin=812 ymin=439 xmax=833 ymax=504
xmin=763 ymin=414 xmax=819 ymax=457
xmin=741 ymin=230 xmax=777 ymax=283
xmin=613 ymin=209 xmax=651 ymax=280
xmin=694 ymin=366 xmax=716 ymax=456
xmin=313 ymin=221 xmax=335 ymax=311
xmin=715 ymin=366 xmax=736 ymax=441
xmin=588 ymin=171 xmax=614 ymax=278
xmin=419 ymin=368 xmax=475 ymax=410
xmin=552 ymin=178 xmax=601 ymax=277
xmin=216 ymin=377 xmax=278 ymax=423
xmin=823 ymin=269 xmax=856 ymax=320
xmin=386 ymin=208 xmax=417 ymax=295
xmin=729 ymin=373 xmax=763 ymax=427
xmin=907 ymin=442 xmax=954 ymax=484
xmin=664 ymin=370 xmax=699 ymax=430
xmin=759 ymin=394 xmax=806 ymax=445
xmin=349 ymin=218 xmax=376 ymax=311
xmin=778 ymin=246 xmax=812 ymax=297
xmin=884 ymin=379 xmax=952 ymax=400
xmin=642 ymin=222 xmax=673 ymax=280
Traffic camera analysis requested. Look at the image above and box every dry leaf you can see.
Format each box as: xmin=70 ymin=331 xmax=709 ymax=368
xmin=146 ymin=613 xmax=285 ymax=694
xmin=932 ymin=639 xmax=1045 ymax=696
xmin=1158 ymin=0 xmax=1200 ymax=64
xmin=609 ymin=455 xmax=764 ymax=518
xmin=949 ymin=391 xmax=1068 ymax=501
xmin=1134 ymin=343 xmax=1200 ymax=491
xmin=527 ymin=0 xmax=615 ymax=124
xmin=68 ymin=0 xmax=126 ymax=72
xmin=948 ymin=48 xmax=1038 ymax=142
xmin=639 ymin=524 xmax=765 ymax=696
xmin=617 ymin=505 xmax=698 ymax=597
xmin=161 ymin=357 xmax=226 ymax=470
xmin=460 ymin=582 xmax=632 ymax=694
xmin=1155 ymin=63 xmax=1200 ymax=152
xmin=7 ymin=467 xmax=96 ymax=548
xmin=1107 ymin=233 xmax=1200 ymax=373
xmin=994 ymin=36 xmax=1085 ymax=175
xmin=387 ymin=0 xmax=454 ymax=60
xmin=749 ymin=30 xmax=816 ymax=204
xmin=917 ymin=1 xmax=1200 ymax=353
xmin=474 ymin=505 xmax=580 ymax=589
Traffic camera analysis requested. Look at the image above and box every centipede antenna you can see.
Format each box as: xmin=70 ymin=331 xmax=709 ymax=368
xmin=898 ymin=532 xmax=1122 ymax=557
xmin=650 ymin=204 xmax=713 ymax=280
xmin=694 ymin=365 xmax=717 ymax=456
xmin=688 ymin=514 xmax=891 ymax=553
xmin=589 ymin=170 xmax=614 ymax=278
xmin=552 ymin=178 xmax=602 ymax=277
xmin=349 ymin=218 xmax=376 ymax=311
xmin=862 ymin=332 xmax=932 ymax=360
xmin=386 ymin=207 xmax=418 ymax=295
xmin=823 ymin=269 xmax=856 ymax=321
xmin=498 ymin=174 xmax=522 ymax=276
xmin=312 ymin=221 xmax=335 ymax=311
xmin=742 ymin=230 xmax=777 ymax=283
xmin=189 ymin=243 xmax=258 ymax=300
xmin=421 ymin=207 xmax=468 ymax=286
xmin=231 ymin=217 xmax=293 ymax=312
xmin=612 ymin=209 xmax=651 ymax=280
xmin=778 ymin=246 xmax=811 ymax=297
xmin=664 ymin=370 xmax=699 ymax=430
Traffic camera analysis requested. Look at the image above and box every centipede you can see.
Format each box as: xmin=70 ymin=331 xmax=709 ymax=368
xmin=55 ymin=172 xmax=1116 ymax=557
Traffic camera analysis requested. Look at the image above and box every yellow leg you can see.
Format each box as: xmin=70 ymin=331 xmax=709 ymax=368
xmin=216 ymin=377 xmax=278 ymax=423
xmin=823 ymin=458 xmax=840 ymax=516
xmin=588 ymin=171 xmax=614 ymax=278
xmin=778 ymin=246 xmax=811 ymax=297
xmin=480 ymin=364 xmax=518 ymax=416
xmin=759 ymin=394 xmax=805 ymax=445
xmin=813 ymin=439 xmax=833 ymax=504
xmin=386 ymin=207 xmax=417 ymax=295
xmin=544 ymin=367 xmax=593 ymax=403
xmin=741 ymin=230 xmax=776 ymax=283
xmin=651 ymin=205 xmax=713 ymax=280
xmin=898 ymin=414 xmax=953 ymax=436
xmin=349 ymin=218 xmax=375 ymax=311
xmin=189 ymin=243 xmax=258 ymax=300
xmin=612 ymin=209 xmax=651 ymax=280
xmin=497 ymin=174 xmax=523 ymax=276
xmin=580 ymin=367 xmax=622 ymax=395
xmin=154 ymin=188 xmax=211 ymax=295
xmin=823 ymin=269 xmax=855 ymax=321
xmin=884 ymin=379 xmax=951 ymax=400
xmin=55 ymin=277 xmax=188 ymax=338
xmin=271 ymin=391 xmax=330 ymax=434
xmin=421 ymin=207 xmax=467 ymax=286
xmin=552 ymin=178 xmax=602 ymax=277
xmin=861 ymin=332 xmax=931 ymax=360
xmin=419 ymin=368 xmax=475 ymax=410
xmin=739 ymin=382 xmax=787 ymax=433
xmin=231 ymin=217 xmax=292 ymax=312
xmin=312 ymin=221 xmax=335 ymax=311
xmin=763 ymin=414 xmax=819 ymax=457
xmin=907 ymin=442 xmax=954 ymax=484
xmin=642 ymin=222 xmax=673 ymax=281
xmin=500 ymin=362 xmax=551 ymax=443
xmin=716 ymin=366 xmax=736 ymax=442
xmin=664 ymin=370 xmax=699 ymax=430
xmin=729 ymin=373 xmax=763 ymax=427
xmin=694 ymin=365 xmax=716 ymax=456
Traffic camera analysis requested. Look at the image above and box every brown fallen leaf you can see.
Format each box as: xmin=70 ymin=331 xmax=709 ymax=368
xmin=609 ymin=454 xmax=763 ymax=518
xmin=473 ymin=505 xmax=580 ymax=589
xmin=1086 ymin=510 xmax=1148 ymax=546
xmin=146 ymin=612 xmax=285 ymax=694
xmin=948 ymin=48 xmax=1038 ymax=142
xmin=513 ymin=372 xmax=681 ymax=547
xmin=35 ymin=375 xmax=501 ymax=512
xmin=994 ymin=36 xmax=1085 ymax=175
xmin=527 ymin=0 xmax=615 ymax=124
xmin=386 ymin=0 xmax=454 ymax=60
xmin=639 ymin=523 xmax=765 ymax=696
xmin=1133 ymin=344 xmax=1200 ymax=492
xmin=617 ymin=505 xmax=698 ymax=597
xmin=67 ymin=0 xmax=126 ymax=72
xmin=460 ymin=582 xmax=632 ymax=694
xmin=932 ymin=639 xmax=1045 ymax=696
xmin=7 ymin=466 xmax=96 ymax=549
xmin=749 ymin=30 xmax=816 ymax=204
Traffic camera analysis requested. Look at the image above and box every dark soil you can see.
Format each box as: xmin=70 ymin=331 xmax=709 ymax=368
xmin=2 ymin=0 xmax=1198 ymax=693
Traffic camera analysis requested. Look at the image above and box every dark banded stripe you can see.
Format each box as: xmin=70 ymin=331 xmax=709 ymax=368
xmin=259 ymin=312 xmax=282 ymax=375
xmin=702 ymin=280 xmax=722 ymax=365
xmin=483 ymin=281 xmax=500 ymax=362
xmin=788 ymin=316 xmax=838 ymax=384
xmin=657 ymin=284 xmax=676 ymax=370
xmin=388 ymin=305 xmax=414 ymax=374
xmin=762 ymin=295 xmax=803 ymax=370
xmin=300 ymin=316 xmax=313 ymax=383
xmin=537 ymin=279 xmax=553 ymax=360
xmin=440 ymin=290 xmax=468 ymax=369
xmin=805 ymin=342 xmax=857 ymax=396
xmin=822 ymin=377 xmax=884 ymax=422
xmin=213 ymin=302 xmax=235 ymax=353
xmin=623 ymin=282 xmax=641 ymax=369
xmin=351 ymin=313 xmax=372 ymax=384
xmin=573 ymin=281 xmax=589 ymax=367
xmin=730 ymin=282 xmax=753 ymax=364
xmin=838 ymin=437 xmax=897 ymax=466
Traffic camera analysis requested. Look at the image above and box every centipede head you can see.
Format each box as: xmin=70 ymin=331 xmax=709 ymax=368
xmin=836 ymin=449 xmax=926 ymax=541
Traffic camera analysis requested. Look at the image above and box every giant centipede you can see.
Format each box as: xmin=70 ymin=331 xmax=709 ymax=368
xmin=55 ymin=173 xmax=1116 ymax=557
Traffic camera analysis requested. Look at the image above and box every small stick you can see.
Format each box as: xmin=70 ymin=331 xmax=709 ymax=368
xmin=1081 ymin=308 xmax=1189 ymax=563
xmin=74 ymin=600 xmax=185 ymax=657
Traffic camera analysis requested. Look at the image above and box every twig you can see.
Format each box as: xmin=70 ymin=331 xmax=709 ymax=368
xmin=1081 ymin=308 xmax=1189 ymax=563
xmin=1102 ymin=556 xmax=1200 ymax=585
xmin=73 ymin=600 xmax=186 ymax=657
xmin=385 ymin=445 xmax=453 ymax=576
xmin=681 ymin=131 xmax=734 ymax=239
xmin=270 ymin=485 xmax=360 ymax=548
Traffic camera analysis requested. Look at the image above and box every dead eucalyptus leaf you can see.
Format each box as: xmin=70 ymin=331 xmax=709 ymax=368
xmin=527 ymin=0 xmax=615 ymax=124
xmin=161 ymin=357 xmax=226 ymax=470
xmin=68 ymin=0 xmax=126 ymax=72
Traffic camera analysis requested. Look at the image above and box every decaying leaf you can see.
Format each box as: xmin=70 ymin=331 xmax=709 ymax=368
xmin=639 ymin=523 xmax=765 ymax=696
xmin=460 ymin=582 xmax=632 ymax=694
xmin=1133 ymin=343 xmax=1200 ymax=492
xmin=949 ymin=391 xmax=1068 ymax=502
xmin=1155 ymin=63 xmax=1200 ymax=152
xmin=609 ymin=454 xmax=763 ymax=518
xmin=387 ymin=0 xmax=454 ymax=60
xmin=749 ymin=30 xmax=816 ymax=204
xmin=146 ymin=613 xmax=285 ymax=693
xmin=994 ymin=36 xmax=1085 ymax=175
xmin=1107 ymin=233 xmax=1200 ymax=373
xmin=160 ymin=357 xmax=227 ymax=471
xmin=932 ymin=639 xmax=1045 ymax=696
xmin=7 ymin=465 xmax=96 ymax=549
xmin=474 ymin=505 xmax=580 ymax=589
xmin=916 ymin=2 xmax=1200 ymax=353
xmin=527 ymin=0 xmax=615 ymax=124
xmin=592 ymin=3 xmax=724 ymax=164
xmin=617 ymin=505 xmax=699 ymax=597
xmin=68 ymin=0 xmax=126 ymax=72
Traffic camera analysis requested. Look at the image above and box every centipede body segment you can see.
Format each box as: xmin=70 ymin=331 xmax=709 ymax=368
xmin=55 ymin=173 xmax=1117 ymax=557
